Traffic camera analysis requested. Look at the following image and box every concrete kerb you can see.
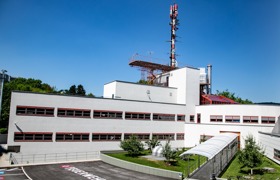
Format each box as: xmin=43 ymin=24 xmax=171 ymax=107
xmin=100 ymin=151 xmax=182 ymax=179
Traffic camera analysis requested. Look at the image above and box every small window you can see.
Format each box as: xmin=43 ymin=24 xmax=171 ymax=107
xmin=261 ymin=116 xmax=275 ymax=124
xmin=177 ymin=115 xmax=185 ymax=121
xmin=92 ymin=133 xmax=122 ymax=141
xmin=210 ymin=115 xmax=223 ymax=122
xmin=225 ymin=116 xmax=240 ymax=123
xmin=243 ymin=116 xmax=258 ymax=123
xmin=190 ymin=115 xmax=195 ymax=122
xmin=153 ymin=113 xmax=175 ymax=121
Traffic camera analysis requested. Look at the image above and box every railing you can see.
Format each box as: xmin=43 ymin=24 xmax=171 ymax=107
xmin=10 ymin=151 xmax=100 ymax=165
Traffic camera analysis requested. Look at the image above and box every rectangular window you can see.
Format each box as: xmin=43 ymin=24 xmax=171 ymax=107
xmin=153 ymin=113 xmax=175 ymax=121
xmin=190 ymin=115 xmax=195 ymax=122
xmin=93 ymin=110 xmax=122 ymax=119
xmin=243 ymin=116 xmax=258 ymax=123
xmin=125 ymin=112 xmax=151 ymax=120
xmin=152 ymin=133 xmax=175 ymax=140
xmin=274 ymin=149 xmax=280 ymax=161
xmin=92 ymin=133 xmax=122 ymax=141
xmin=14 ymin=132 xmax=53 ymax=142
xmin=261 ymin=116 xmax=275 ymax=124
xmin=55 ymin=133 xmax=89 ymax=142
xmin=124 ymin=133 xmax=150 ymax=141
xmin=16 ymin=106 xmax=54 ymax=116
xmin=197 ymin=113 xmax=201 ymax=123
xmin=176 ymin=133 xmax=184 ymax=140
xmin=57 ymin=108 xmax=91 ymax=118
xmin=177 ymin=114 xmax=185 ymax=121
xmin=225 ymin=116 xmax=240 ymax=123
xmin=210 ymin=115 xmax=223 ymax=122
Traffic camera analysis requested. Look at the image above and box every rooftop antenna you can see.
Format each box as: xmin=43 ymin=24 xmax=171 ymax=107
xmin=169 ymin=3 xmax=179 ymax=67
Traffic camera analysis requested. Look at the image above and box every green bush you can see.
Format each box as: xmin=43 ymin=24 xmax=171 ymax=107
xmin=120 ymin=135 xmax=144 ymax=157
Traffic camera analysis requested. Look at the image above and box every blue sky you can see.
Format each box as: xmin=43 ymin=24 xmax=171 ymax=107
xmin=0 ymin=0 xmax=279 ymax=103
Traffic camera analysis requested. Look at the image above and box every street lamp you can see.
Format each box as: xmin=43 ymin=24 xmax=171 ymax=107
xmin=0 ymin=69 xmax=7 ymax=121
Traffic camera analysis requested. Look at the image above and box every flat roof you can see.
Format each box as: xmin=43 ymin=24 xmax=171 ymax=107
xmin=180 ymin=133 xmax=238 ymax=159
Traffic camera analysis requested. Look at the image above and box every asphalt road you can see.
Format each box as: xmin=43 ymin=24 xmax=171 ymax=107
xmin=24 ymin=161 xmax=174 ymax=180
xmin=0 ymin=167 xmax=28 ymax=180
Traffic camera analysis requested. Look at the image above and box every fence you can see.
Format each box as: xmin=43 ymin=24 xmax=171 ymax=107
xmin=10 ymin=151 xmax=100 ymax=165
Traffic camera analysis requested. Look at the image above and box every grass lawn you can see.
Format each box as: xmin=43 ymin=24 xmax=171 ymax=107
xmin=107 ymin=150 xmax=207 ymax=174
xmin=221 ymin=155 xmax=280 ymax=179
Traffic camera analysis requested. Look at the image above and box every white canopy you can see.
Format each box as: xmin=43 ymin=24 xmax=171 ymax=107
xmin=180 ymin=133 xmax=238 ymax=160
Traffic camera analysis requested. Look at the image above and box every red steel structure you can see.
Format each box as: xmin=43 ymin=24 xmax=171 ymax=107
xmin=129 ymin=4 xmax=179 ymax=84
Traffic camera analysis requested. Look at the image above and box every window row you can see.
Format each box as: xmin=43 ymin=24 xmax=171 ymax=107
xmin=14 ymin=132 xmax=184 ymax=142
xmin=16 ymin=106 xmax=54 ymax=116
xmin=209 ymin=115 xmax=276 ymax=124
xmin=16 ymin=106 xmax=185 ymax=121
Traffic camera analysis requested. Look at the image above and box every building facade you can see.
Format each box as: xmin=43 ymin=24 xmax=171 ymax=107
xmin=6 ymin=66 xmax=280 ymax=164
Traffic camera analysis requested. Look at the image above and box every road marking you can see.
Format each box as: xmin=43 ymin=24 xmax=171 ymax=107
xmin=62 ymin=166 xmax=106 ymax=180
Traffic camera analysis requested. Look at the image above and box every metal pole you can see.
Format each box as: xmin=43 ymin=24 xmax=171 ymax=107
xmin=0 ymin=70 xmax=7 ymax=121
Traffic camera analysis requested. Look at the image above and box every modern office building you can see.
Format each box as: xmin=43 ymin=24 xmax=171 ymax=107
xmin=6 ymin=66 xmax=280 ymax=164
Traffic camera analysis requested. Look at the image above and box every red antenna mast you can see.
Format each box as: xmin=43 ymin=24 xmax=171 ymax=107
xmin=169 ymin=4 xmax=179 ymax=67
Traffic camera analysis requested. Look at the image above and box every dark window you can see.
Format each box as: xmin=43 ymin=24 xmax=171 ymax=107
xmin=274 ymin=149 xmax=280 ymax=161
xmin=243 ymin=116 xmax=258 ymax=123
xmin=197 ymin=113 xmax=201 ymax=123
xmin=153 ymin=114 xmax=175 ymax=121
xmin=177 ymin=115 xmax=185 ymax=121
xmin=125 ymin=112 xmax=151 ymax=120
xmin=152 ymin=133 xmax=175 ymax=140
xmin=55 ymin=133 xmax=89 ymax=142
xmin=190 ymin=115 xmax=195 ymax=122
xmin=210 ymin=115 xmax=223 ymax=122
xmin=92 ymin=133 xmax=122 ymax=141
xmin=93 ymin=110 xmax=122 ymax=119
xmin=124 ymin=134 xmax=150 ymax=141
xmin=176 ymin=133 xmax=184 ymax=140
xmin=16 ymin=106 xmax=54 ymax=116
xmin=14 ymin=132 xmax=53 ymax=142
xmin=261 ymin=116 xmax=275 ymax=124
xmin=57 ymin=108 xmax=91 ymax=118
xmin=225 ymin=116 xmax=240 ymax=123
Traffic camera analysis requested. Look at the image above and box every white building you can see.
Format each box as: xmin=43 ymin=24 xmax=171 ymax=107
xmin=6 ymin=66 xmax=280 ymax=164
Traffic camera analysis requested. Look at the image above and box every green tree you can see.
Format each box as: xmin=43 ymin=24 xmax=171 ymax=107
xmin=238 ymin=135 xmax=264 ymax=175
xmin=68 ymin=85 xmax=77 ymax=95
xmin=162 ymin=140 xmax=178 ymax=165
xmin=0 ymin=78 xmax=55 ymax=133
xmin=145 ymin=137 xmax=161 ymax=152
xmin=120 ymin=135 xmax=144 ymax=157
xmin=137 ymin=80 xmax=148 ymax=84
xmin=216 ymin=89 xmax=253 ymax=104
xmin=77 ymin=84 xmax=86 ymax=95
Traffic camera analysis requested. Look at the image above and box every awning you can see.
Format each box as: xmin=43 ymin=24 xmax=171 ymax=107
xmin=180 ymin=133 xmax=238 ymax=159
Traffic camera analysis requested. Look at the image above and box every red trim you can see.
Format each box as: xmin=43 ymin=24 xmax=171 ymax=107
xmin=14 ymin=132 xmax=52 ymax=134
xmin=56 ymin=132 xmax=89 ymax=135
xmin=93 ymin=110 xmax=122 ymax=113
xmin=16 ymin=105 xmax=55 ymax=109
xmin=57 ymin=108 xmax=91 ymax=111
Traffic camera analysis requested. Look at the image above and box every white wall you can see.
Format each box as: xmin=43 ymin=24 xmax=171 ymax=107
xmin=184 ymin=104 xmax=280 ymax=148
xmin=103 ymin=81 xmax=116 ymax=98
xmin=168 ymin=68 xmax=187 ymax=104
xmin=8 ymin=92 xmax=186 ymax=154
xmin=259 ymin=132 xmax=280 ymax=165
xmin=103 ymin=81 xmax=178 ymax=104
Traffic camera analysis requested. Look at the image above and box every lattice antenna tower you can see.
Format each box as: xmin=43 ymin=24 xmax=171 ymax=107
xmin=169 ymin=4 xmax=179 ymax=67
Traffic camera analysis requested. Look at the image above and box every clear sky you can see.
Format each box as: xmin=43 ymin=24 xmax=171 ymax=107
xmin=0 ymin=0 xmax=279 ymax=103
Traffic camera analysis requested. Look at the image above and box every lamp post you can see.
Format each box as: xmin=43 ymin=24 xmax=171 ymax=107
xmin=0 ymin=69 xmax=7 ymax=121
